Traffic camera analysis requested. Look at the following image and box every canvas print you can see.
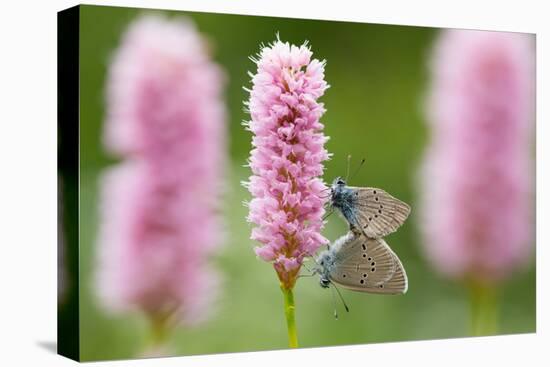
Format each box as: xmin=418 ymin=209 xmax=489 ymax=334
xmin=57 ymin=4 xmax=536 ymax=362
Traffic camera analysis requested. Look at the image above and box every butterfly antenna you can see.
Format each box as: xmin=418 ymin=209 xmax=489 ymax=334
xmin=349 ymin=158 xmax=366 ymax=183
xmin=331 ymin=282 xmax=350 ymax=313
xmin=330 ymin=286 xmax=339 ymax=320
xmin=345 ymin=154 xmax=352 ymax=181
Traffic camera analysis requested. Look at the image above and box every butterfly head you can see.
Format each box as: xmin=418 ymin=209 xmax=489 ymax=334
xmin=332 ymin=176 xmax=347 ymax=188
xmin=330 ymin=176 xmax=350 ymax=211
xmin=316 ymin=250 xmax=336 ymax=289
xmin=319 ymin=277 xmax=331 ymax=288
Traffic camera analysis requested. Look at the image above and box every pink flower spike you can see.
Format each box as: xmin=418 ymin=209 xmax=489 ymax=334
xmin=245 ymin=38 xmax=330 ymax=290
xmin=418 ymin=30 xmax=535 ymax=284
xmin=96 ymin=14 xmax=227 ymax=327
xmin=104 ymin=14 xmax=226 ymax=168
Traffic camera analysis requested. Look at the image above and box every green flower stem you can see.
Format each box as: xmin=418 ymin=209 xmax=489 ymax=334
xmin=469 ymin=281 xmax=498 ymax=336
xmin=281 ymin=285 xmax=298 ymax=348
xmin=151 ymin=319 xmax=168 ymax=347
xmin=146 ymin=312 xmax=172 ymax=352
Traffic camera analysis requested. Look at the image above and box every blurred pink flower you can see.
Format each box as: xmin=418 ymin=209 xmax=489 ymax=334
xmin=105 ymin=15 xmax=226 ymax=174
xmin=96 ymin=15 xmax=226 ymax=325
xmin=244 ymin=38 xmax=330 ymax=289
xmin=419 ymin=30 xmax=535 ymax=283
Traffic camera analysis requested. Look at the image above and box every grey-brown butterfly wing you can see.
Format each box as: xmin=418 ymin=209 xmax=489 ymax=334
xmin=331 ymin=234 xmax=407 ymax=295
xmin=350 ymin=186 xmax=411 ymax=238
xmin=382 ymin=252 xmax=408 ymax=294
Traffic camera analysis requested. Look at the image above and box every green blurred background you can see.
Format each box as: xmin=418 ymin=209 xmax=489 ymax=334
xmin=67 ymin=4 xmax=535 ymax=361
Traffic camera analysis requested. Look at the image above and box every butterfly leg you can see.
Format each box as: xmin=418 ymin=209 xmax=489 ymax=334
xmin=297 ymin=272 xmax=316 ymax=279
xmin=322 ymin=209 xmax=335 ymax=221
xmin=297 ymin=261 xmax=318 ymax=278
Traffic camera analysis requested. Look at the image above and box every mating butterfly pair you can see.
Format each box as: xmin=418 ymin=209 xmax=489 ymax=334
xmin=314 ymin=177 xmax=411 ymax=295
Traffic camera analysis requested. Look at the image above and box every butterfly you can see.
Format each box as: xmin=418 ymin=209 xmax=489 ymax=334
xmin=328 ymin=176 xmax=411 ymax=239
xmin=315 ymin=230 xmax=407 ymax=294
